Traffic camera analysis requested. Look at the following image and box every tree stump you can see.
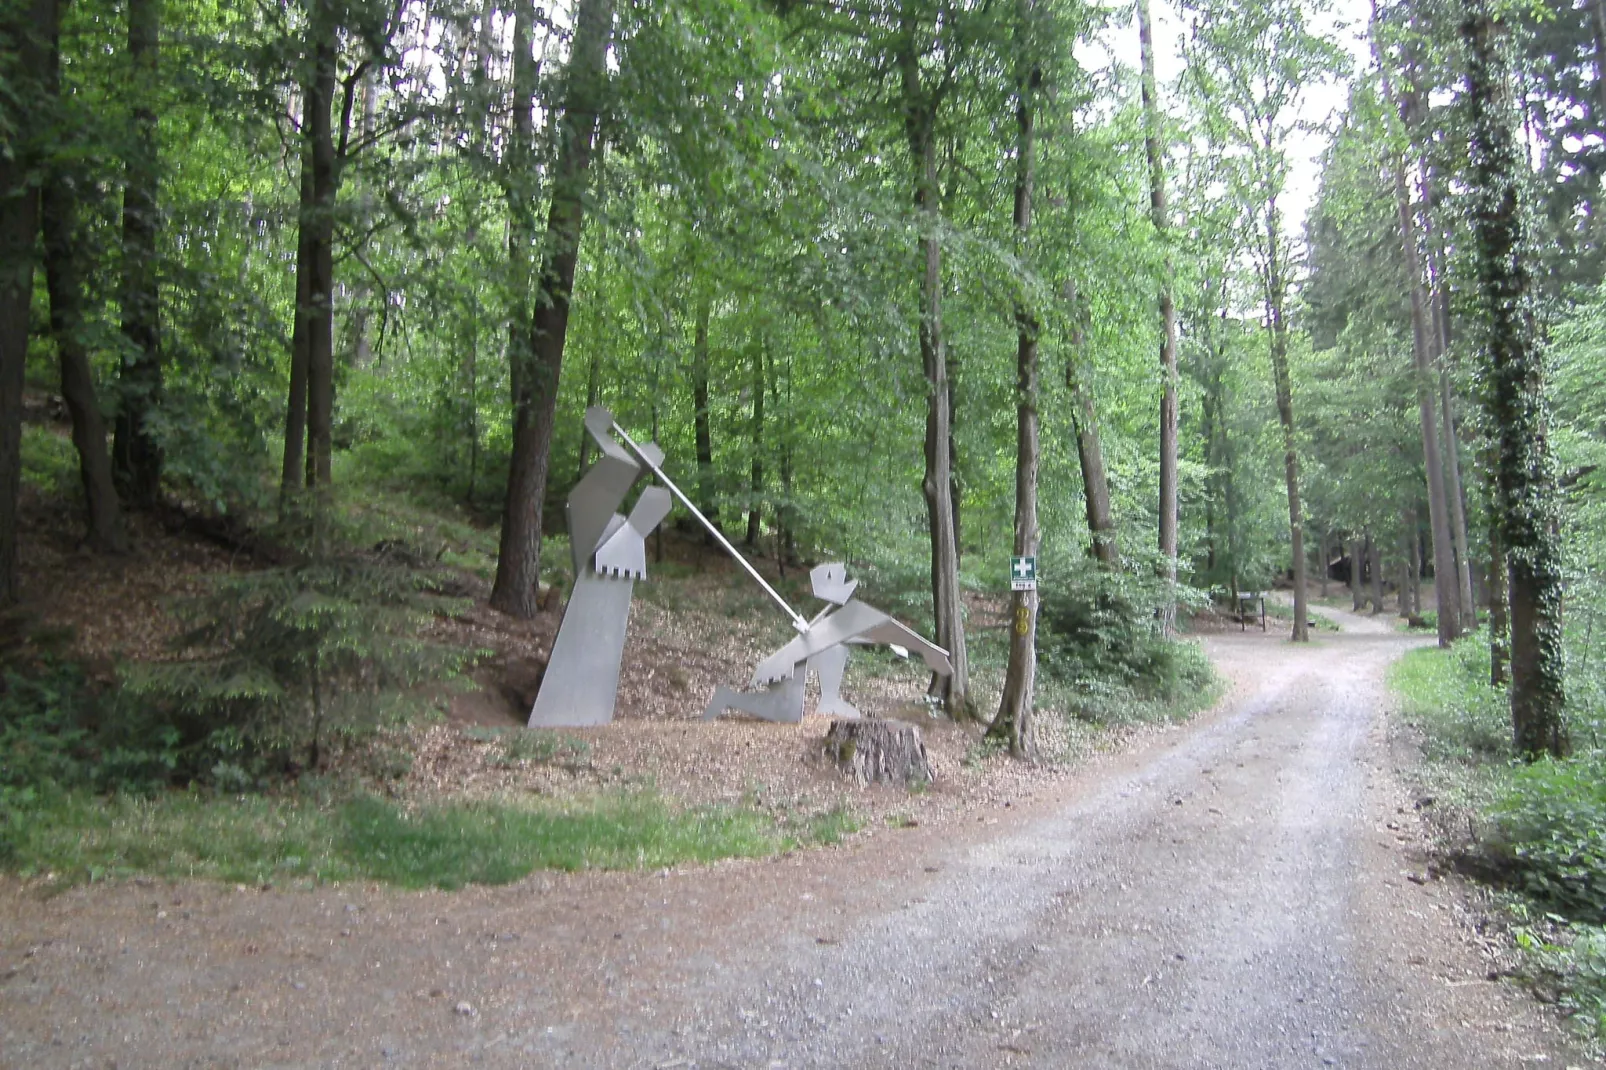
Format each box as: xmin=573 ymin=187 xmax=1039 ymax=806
xmin=824 ymin=719 xmax=933 ymax=788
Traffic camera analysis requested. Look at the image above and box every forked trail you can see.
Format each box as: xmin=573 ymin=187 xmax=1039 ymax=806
xmin=0 ymin=607 xmax=1581 ymax=1068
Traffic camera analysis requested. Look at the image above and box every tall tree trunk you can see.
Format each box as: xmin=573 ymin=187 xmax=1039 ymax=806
xmin=1138 ymin=0 xmax=1179 ymax=631
xmin=490 ymin=0 xmax=613 ymax=618
xmin=1463 ymin=3 xmax=1568 ymax=757
xmin=303 ymin=12 xmax=338 ymax=491
xmin=1264 ymin=199 xmax=1308 ymax=642
xmin=1065 ymin=284 xmax=1117 ymax=568
xmin=114 ymin=0 xmax=162 ymax=506
xmin=1407 ymin=509 xmax=1422 ymax=616
xmin=577 ymin=343 xmax=601 ymax=479
xmin=691 ymin=290 xmax=718 ymax=534
xmin=1349 ymin=537 xmax=1363 ymax=610
xmin=1369 ymin=532 xmax=1384 ymax=614
xmin=948 ymin=364 xmax=961 ymax=569
xmin=1439 ymin=363 xmax=1475 ymax=624
xmin=899 ymin=21 xmax=969 ymax=717
xmin=773 ymin=348 xmax=795 ymax=566
xmin=349 ymin=74 xmax=378 ymax=369
xmin=745 ymin=337 xmax=763 ymax=548
xmin=1421 ymin=170 xmax=1478 ymax=626
xmin=993 ymin=0 xmax=1040 ymax=758
xmin=281 ymin=144 xmax=313 ymax=512
xmin=1373 ymin=6 xmax=1460 ymax=646
xmin=1318 ymin=532 xmax=1329 ymax=599
xmin=41 ymin=0 xmax=125 ymax=554
xmin=1488 ymin=507 xmax=1510 ymax=687
xmin=0 ymin=0 xmax=52 ymax=605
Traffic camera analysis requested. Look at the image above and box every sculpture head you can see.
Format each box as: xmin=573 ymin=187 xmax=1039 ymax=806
xmin=810 ymin=562 xmax=858 ymax=605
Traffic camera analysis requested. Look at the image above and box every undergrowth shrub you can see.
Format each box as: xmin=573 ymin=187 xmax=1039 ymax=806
xmin=127 ymin=544 xmax=479 ymax=780
xmin=1036 ymin=558 xmax=1215 ymax=724
xmin=0 ymin=660 xmax=184 ymax=861
xmin=1493 ymin=755 xmax=1606 ymax=922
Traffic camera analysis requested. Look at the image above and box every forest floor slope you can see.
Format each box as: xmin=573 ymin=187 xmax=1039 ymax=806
xmin=0 ymin=608 xmax=1585 ymax=1068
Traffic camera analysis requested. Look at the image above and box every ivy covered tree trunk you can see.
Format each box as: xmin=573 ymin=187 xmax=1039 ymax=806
xmin=1138 ymin=0 xmax=1179 ymax=631
xmin=41 ymin=0 xmax=125 ymax=554
xmin=1463 ymin=2 xmax=1568 ymax=758
xmin=899 ymin=16 xmax=969 ymax=717
xmin=993 ymin=0 xmax=1040 ymax=758
xmin=1488 ymin=506 xmax=1510 ymax=687
xmin=491 ymin=0 xmax=612 ymax=618
xmin=0 ymin=0 xmax=52 ymax=606
xmin=114 ymin=0 xmax=163 ymax=506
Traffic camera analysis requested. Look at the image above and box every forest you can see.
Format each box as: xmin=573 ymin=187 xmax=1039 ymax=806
xmin=6 ymin=0 xmax=1606 ymax=1001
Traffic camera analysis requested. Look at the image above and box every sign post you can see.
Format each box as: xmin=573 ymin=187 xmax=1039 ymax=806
xmin=1010 ymin=556 xmax=1037 ymax=592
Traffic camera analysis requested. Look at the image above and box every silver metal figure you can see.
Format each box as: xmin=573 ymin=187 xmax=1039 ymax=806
xmin=528 ymin=408 xmax=672 ymax=727
xmin=703 ymin=563 xmax=953 ymax=723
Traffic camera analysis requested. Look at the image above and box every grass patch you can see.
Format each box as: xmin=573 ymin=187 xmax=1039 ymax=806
xmin=21 ymin=425 xmax=77 ymax=495
xmin=1389 ymin=638 xmax=1511 ymax=769
xmin=2 ymin=789 xmax=847 ymax=890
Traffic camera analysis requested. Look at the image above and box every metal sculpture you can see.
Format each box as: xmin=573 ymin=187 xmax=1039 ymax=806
xmin=702 ymin=562 xmax=953 ymax=724
xmin=528 ymin=409 xmax=673 ymax=727
xmin=529 ymin=406 xmax=952 ymax=727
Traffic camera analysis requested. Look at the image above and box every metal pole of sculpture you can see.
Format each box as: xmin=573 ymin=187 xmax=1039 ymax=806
xmin=702 ymin=563 xmax=954 ymax=724
xmin=607 ymin=419 xmax=809 ymax=632
xmin=529 ymin=408 xmax=673 ymax=727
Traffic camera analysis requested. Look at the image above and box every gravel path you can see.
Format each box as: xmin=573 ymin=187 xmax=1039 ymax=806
xmin=0 ymin=609 xmax=1584 ymax=1068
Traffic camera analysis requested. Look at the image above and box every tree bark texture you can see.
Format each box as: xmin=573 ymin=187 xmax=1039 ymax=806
xmin=824 ymin=719 xmax=933 ymax=788
xmin=1137 ymin=0 xmax=1179 ymax=631
xmin=1263 ymin=200 xmax=1308 ymax=642
xmin=114 ymin=0 xmax=163 ymax=506
xmin=899 ymin=20 xmax=969 ymax=716
xmin=280 ymin=144 xmax=314 ymax=510
xmin=1349 ymin=536 xmax=1363 ymax=610
xmin=745 ymin=338 xmax=764 ymax=548
xmin=993 ymin=5 xmax=1040 ymax=759
xmin=1372 ymin=9 xmax=1461 ymax=647
xmin=1065 ymin=285 xmax=1117 ymax=568
xmin=1488 ymin=503 xmax=1510 ymax=687
xmin=0 ymin=0 xmax=52 ymax=605
xmin=1407 ymin=510 xmax=1422 ymax=616
xmin=303 ymin=12 xmax=338 ymax=491
xmin=1319 ymin=533 xmax=1329 ymax=599
xmin=491 ymin=0 xmax=612 ymax=618
xmin=1369 ymin=532 xmax=1384 ymax=614
xmin=691 ymin=290 xmax=718 ymax=533
xmin=1463 ymin=4 xmax=1568 ymax=757
xmin=1417 ymin=147 xmax=1478 ymax=629
xmin=1439 ymin=361 xmax=1476 ymax=624
xmin=40 ymin=1 xmax=125 ymax=554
